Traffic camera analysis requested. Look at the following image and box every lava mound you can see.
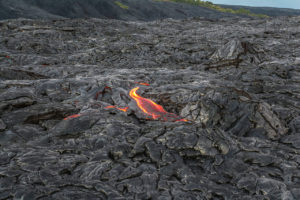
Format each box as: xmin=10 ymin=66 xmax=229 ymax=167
xmin=0 ymin=17 xmax=300 ymax=200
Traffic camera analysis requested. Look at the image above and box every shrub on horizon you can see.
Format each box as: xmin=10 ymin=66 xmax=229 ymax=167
xmin=161 ymin=0 xmax=269 ymax=18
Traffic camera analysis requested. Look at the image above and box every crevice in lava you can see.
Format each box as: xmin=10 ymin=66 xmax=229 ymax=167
xmin=94 ymin=86 xmax=112 ymax=101
xmin=25 ymin=111 xmax=66 ymax=124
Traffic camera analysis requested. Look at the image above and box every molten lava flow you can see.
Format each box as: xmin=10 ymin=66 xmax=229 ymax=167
xmin=105 ymin=105 xmax=128 ymax=112
xmin=135 ymin=82 xmax=150 ymax=86
xmin=129 ymin=87 xmax=165 ymax=119
xmin=129 ymin=87 xmax=187 ymax=122
xmin=105 ymin=105 xmax=116 ymax=109
xmin=117 ymin=107 xmax=129 ymax=112
xmin=98 ymin=86 xmax=186 ymax=122
xmin=64 ymin=114 xmax=81 ymax=120
xmin=177 ymin=118 xmax=188 ymax=122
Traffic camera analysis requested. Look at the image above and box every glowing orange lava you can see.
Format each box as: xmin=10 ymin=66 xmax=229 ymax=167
xmin=105 ymin=105 xmax=128 ymax=112
xmin=177 ymin=118 xmax=188 ymax=122
xmin=105 ymin=105 xmax=116 ymax=109
xmin=64 ymin=114 xmax=81 ymax=120
xmin=129 ymin=87 xmax=187 ymax=122
xmin=117 ymin=107 xmax=129 ymax=112
xmin=135 ymin=82 xmax=150 ymax=86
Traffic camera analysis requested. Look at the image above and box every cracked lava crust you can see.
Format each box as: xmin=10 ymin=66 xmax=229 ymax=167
xmin=0 ymin=17 xmax=300 ymax=200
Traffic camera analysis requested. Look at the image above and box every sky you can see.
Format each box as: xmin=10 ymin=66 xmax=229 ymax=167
xmin=209 ymin=0 xmax=300 ymax=9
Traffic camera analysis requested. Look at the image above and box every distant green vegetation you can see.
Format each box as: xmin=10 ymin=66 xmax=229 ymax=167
xmin=162 ymin=0 xmax=269 ymax=18
xmin=115 ymin=1 xmax=129 ymax=9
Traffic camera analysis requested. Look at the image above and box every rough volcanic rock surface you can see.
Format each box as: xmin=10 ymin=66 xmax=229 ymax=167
xmin=0 ymin=17 xmax=300 ymax=199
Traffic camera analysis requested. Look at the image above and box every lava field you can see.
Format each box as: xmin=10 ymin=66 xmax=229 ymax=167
xmin=0 ymin=17 xmax=300 ymax=199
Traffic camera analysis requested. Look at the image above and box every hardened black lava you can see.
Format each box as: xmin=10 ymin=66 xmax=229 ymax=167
xmin=0 ymin=17 xmax=300 ymax=200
